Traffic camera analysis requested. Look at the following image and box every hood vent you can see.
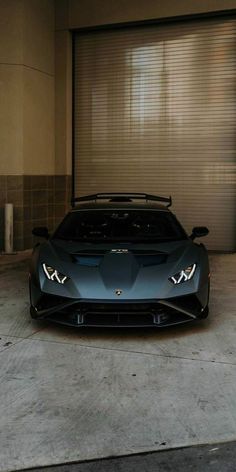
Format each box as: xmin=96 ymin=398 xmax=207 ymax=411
xmin=72 ymin=249 xmax=167 ymax=267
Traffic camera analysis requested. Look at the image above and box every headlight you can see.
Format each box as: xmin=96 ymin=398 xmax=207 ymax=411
xmin=169 ymin=263 xmax=196 ymax=285
xmin=42 ymin=263 xmax=69 ymax=284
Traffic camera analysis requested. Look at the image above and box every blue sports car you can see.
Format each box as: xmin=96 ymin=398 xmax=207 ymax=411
xmin=29 ymin=193 xmax=210 ymax=327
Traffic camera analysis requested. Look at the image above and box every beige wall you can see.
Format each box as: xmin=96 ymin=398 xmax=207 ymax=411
xmin=0 ymin=1 xmax=23 ymax=175
xmin=22 ymin=0 xmax=54 ymax=75
xmin=0 ymin=0 xmax=23 ymax=64
xmin=0 ymin=0 xmax=54 ymax=176
xmin=0 ymin=66 xmax=23 ymax=174
xmin=56 ymin=0 xmax=236 ymax=29
xmin=23 ymin=67 xmax=55 ymax=175
xmin=22 ymin=0 xmax=55 ymax=175
xmin=55 ymin=30 xmax=72 ymax=175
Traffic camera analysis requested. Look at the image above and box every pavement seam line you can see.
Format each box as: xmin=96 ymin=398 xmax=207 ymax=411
xmin=26 ymin=332 xmax=236 ymax=367
xmin=0 ymin=327 xmax=51 ymax=355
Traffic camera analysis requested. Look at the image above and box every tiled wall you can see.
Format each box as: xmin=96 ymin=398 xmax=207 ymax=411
xmin=0 ymin=175 xmax=72 ymax=251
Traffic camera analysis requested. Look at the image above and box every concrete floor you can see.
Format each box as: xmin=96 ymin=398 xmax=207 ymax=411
xmin=0 ymin=251 xmax=236 ymax=471
xmin=28 ymin=440 xmax=236 ymax=472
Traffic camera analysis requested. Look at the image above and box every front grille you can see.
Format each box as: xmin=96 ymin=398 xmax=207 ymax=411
xmin=46 ymin=301 xmax=194 ymax=327
xmin=81 ymin=302 xmax=159 ymax=313
xmin=56 ymin=302 xmax=157 ymax=326
xmin=84 ymin=313 xmax=154 ymax=326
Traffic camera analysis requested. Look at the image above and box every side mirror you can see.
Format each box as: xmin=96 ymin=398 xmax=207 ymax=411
xmin=190 ymin=226 xmax=209 ymax=240
xmin=32 ymin=226 xmax=50 ymax=239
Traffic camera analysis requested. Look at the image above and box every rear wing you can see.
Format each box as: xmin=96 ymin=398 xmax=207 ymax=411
xmin=71 ymin=193 xmax=172 ymax=207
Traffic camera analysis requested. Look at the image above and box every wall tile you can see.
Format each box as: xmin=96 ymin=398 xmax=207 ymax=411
xmin=0 ymin=176 xmax=7 ymax=198
xmin=54 ymin=189 xmax=66 ymax=204
xmin=54 ymin=204 xmax=66 ymax=218
xmin=0 ymin=174 xmax=70 ymax=250
xmin=47 ymin=218 xmax=55 ymax=233
xmin=55 ymin=175 xmax=66 ymax=189
xmin=23 ymin=175 xmax=31 ymax=190
xmin=47 ymin=189 xmax=54 ymax=204
xmin=0 ymin=207 xmax=4 ymax=249
xmin=24 ymin=236 xmax=33 ymax=249
xmin=30 ymin=175 xmax=49 ymax=190
xmin=47 ymin=204 xmax=54 ymax=218
xmin=47 ymin=175 xmax=54 ymax=188
xmin=31 ymin=218 xmax=48 ymax=227
xmin=32 ymin=190 xmax=48 ymax=206
xmin=0 ymin=189 xmax=6 ymax=206
xmin=23 ymin=190 xmax=31 ymax=205
xmin=24 ymin=205 xmax=32 ymax=220
xmin=14 ymin=206 xmax=24 ymax=221
xmin=32 ymin=205 xmax=48 ymax=220
xmin=24 ymin=221 xmax=35 ymax=238
xmin=7 ymin=175 xmax=23 ymax=191
xmin=6 ymin=189 xmax=23 ymax=206
xmin=14 ymin=238 xmax=24 ymax=251
xmin=14 ymin=221 xmax=23 ymax=239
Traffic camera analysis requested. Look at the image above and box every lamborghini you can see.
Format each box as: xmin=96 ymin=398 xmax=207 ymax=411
xmin=29 ymin=193 xmax=210 ymax=327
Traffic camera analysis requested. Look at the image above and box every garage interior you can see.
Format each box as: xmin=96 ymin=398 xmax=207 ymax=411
xmin=0 ymin=1 xmax=236 ymax=471
xmin=0 ymin=0 xmax=235 ymax=252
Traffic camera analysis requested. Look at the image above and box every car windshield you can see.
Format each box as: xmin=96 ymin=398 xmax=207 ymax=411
xmin=53 ymin=209 xmax=187 ymax=243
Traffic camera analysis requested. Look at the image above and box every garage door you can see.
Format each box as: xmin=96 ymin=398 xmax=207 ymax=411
xmin=73 ymin=17 xmax=236 ymax=251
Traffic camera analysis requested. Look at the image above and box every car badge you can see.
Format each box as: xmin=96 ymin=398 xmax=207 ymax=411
xmin=111 ymin=249 xmax=128 ymax=253
xmin=115 ymin=289 xmax=122 ymax=296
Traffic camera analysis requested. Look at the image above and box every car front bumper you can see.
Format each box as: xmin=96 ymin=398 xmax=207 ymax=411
xmin=30 ymin=291 xmax=208 ymax=328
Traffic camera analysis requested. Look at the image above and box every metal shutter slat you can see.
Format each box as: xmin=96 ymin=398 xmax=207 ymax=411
xmin=74 ymin=18 xmax=236 ymax=251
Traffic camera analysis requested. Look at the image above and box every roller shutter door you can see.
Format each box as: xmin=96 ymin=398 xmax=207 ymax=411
xmin=73 ymin=17 xmax=236 ymax=251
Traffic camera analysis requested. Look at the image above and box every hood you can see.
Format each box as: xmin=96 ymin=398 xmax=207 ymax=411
xmin=38 ymin=239 xmax=204 ymax=300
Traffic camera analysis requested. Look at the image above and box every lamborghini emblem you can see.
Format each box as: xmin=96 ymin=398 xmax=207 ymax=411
xmin=111 ymin=249 xmax=128 ymax=253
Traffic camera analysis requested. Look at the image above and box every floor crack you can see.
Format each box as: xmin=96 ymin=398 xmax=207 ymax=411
xmin=27 ymin=333 xmax=236 ymax=367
